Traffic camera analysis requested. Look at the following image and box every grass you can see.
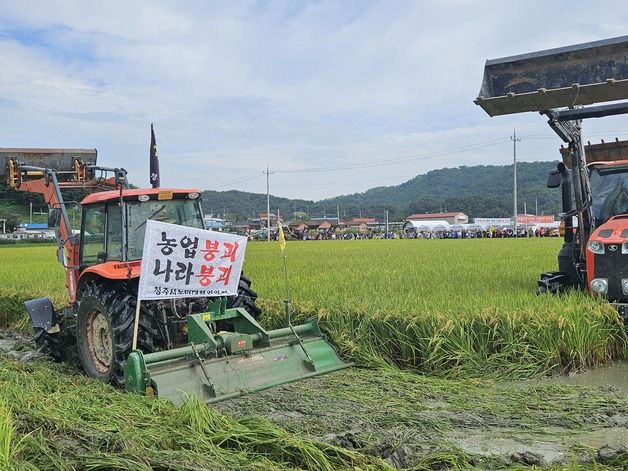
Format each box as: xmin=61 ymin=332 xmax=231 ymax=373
xmin=0 ymin=355 xmax=387 ymax=470
xmin=248 ymin=238 xmax=627 ymax=378
xmin=0 ymin=239 xmax=626 ymax=378
xmin=0 ymin=239 xmax=627 ymax=469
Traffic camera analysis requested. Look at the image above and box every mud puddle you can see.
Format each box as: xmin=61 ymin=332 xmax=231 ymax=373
xmin=545 ymin=362 xmax=628 ymax=394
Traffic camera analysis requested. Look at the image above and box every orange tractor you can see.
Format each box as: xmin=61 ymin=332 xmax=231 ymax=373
xmin=475 ymin=36 xmax=628 ymax=319
xmin=1 ymin=148 xmax=260 ymax=386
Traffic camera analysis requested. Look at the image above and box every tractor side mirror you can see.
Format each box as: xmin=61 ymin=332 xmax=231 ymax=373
xmin=546 ymin=170 xmax=562 ymax=189
xmin=48 ymin=208 xmax=62 ymax=228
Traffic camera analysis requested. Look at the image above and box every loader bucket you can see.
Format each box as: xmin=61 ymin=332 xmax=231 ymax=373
xmin=475 ymin=36 xmax=628 ymax=116
xmin=124 ymin=305 xmax=351 ymax=405
xmin=0 ymin=148 xmax=97 ymax=177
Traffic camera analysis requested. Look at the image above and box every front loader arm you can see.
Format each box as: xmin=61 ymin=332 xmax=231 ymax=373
xmin=544 ymin=112 xmax=594 ymax=262
xmin=6 ymin=153 xmax=129 ymax=304
xmin=14 ymin=171 xmax=80 ymax=303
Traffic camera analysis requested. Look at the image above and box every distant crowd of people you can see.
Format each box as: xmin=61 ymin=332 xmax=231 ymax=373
xmin=263 ymin=226 xmax=559 ymax=242
xmin=405 ymin=226 xmax=559 ymax=239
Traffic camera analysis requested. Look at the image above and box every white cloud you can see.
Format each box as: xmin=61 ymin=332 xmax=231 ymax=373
xmin=0 ymin=0 xmax=627 ymax=200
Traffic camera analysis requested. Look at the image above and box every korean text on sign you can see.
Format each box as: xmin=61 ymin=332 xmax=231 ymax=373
xmin=137 ymin=220 xmax=248 ymax=301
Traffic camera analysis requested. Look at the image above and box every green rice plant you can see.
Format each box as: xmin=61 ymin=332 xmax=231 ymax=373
xmin=0 ymin=355 xmax=389 ymax=470
xmin=0 ymin=239 xmax=625 ymax=378
xmin=0 ymin=397 xmax=13 ymax=469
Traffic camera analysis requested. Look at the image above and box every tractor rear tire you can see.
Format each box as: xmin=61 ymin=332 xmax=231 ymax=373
xmin=76 ymin=280 xmax=149 ymax=388
xmin=227 ymin=273 xmax=262 ymax=319
xmin=33 ymin=328 xmax=65 ymax=362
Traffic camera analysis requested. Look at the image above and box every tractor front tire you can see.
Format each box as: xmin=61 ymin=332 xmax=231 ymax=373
xmin=76 ymin=281 xmax=142 ymax=388
xmin=227 ymin=273 xmax=262 ymax=319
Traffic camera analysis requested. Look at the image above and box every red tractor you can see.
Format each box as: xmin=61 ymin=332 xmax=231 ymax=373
xmin=475 ymin=36 xmax=628 ymax=320
xmin=1 ymin=148 xmax=260 ymax=385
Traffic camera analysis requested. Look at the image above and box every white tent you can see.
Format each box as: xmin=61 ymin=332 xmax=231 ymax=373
xmin=403 ymin=220 xmax=451 ymax=231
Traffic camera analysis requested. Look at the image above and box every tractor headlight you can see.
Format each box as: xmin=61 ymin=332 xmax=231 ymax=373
xmin=622 ymin=279 xmax=628 ymax=295
xmin=587 ymin=240 xmax=605 ymax=254
xmin=623 ymin=242 xmax=628 ymax=254
xmin=590 ymin=278 xmax=608 ymax=294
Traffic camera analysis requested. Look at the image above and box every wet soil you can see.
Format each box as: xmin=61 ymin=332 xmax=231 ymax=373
xmin=3 ymin=328 xmax=626 ymax=469
xmin=0 ymin=328 xmax=42 ymax=361
xmin=216 ymin=367 xmax=628 ymax=469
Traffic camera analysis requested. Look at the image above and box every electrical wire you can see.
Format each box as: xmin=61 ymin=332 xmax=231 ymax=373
xmin=274 ymin=138 xmax=509 ymax=174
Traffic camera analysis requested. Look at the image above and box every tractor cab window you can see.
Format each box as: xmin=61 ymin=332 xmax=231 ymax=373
xmin=106 ymin=204 xmax=123 ymax=261
xmin=126 ymin=199 xmax=204 ymax=260
xmin=590 ymin=166 xmax=628 ymax=225
xmin=81 ymin=205 xmax=106 ymax=266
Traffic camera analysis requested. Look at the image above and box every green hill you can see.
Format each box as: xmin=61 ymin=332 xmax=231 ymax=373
xmin=202 ymin=161 xmax=561 ymax=221
xmin=0 ymin=161 xmax=561 ymax=229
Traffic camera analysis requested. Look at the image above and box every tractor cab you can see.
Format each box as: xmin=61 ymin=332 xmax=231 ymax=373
xmin=589 ymin=162 xmax=628 ymax=226
xmin=584 ymin=162 xmax=628 ymax=303
xmin=79 ymin=189 xmax=204 ymax=269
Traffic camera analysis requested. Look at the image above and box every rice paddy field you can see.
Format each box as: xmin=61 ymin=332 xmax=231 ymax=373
xmin=0 ymin=238 xmax=627 ymax=469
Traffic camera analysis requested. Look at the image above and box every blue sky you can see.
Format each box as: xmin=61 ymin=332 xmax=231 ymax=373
xmin=0 ymin=1 xmax=627 ymax=200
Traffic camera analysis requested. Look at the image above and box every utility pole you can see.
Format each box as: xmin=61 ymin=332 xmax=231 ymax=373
xmin=29 ymin=202 xmax=33 ymax=225
xmin=511 ymin=128 xmax=521 ymax=237
xmin=264 ymin=164 xmax=274 ymax=242
xmin=385 ymin=209 xmax=389 ymax=237
xmin=337 ymin=204 xmax=340 ymax=224
xmin=535 ymin=196 xmax=538 ymax=216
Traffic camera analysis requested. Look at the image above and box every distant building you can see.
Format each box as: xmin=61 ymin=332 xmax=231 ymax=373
xmin=12 ymin=223 xmax=55 ymax=240
xmin=289 ymin=218 xmax=346 ymax=233
xmin=406 ymin=212 xmax=468 ymax=224
xmin=347 ymin=217 xmax=379 ymax=233
xmin=203 ymin=217 xmax=226 ymax=231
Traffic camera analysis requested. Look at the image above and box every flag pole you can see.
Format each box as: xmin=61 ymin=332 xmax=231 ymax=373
xmin=132 ymin=300 xmax=141 ymax=351
xmin=278 ymin=223 xmax=314 ymax=369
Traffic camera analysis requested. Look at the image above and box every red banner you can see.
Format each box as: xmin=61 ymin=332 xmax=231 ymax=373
xmin=516 ymin=215 xmax=554 ymax=224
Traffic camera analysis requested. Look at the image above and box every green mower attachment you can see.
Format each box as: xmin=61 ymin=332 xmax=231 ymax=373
xmin=124 ymin=299 xmax=350 ymax=404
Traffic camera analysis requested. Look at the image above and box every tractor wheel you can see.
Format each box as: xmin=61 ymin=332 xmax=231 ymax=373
xmin=33 ymin=327 xmax=65 ymax=362
xmin=76 ymin=281 xmax=149 ymax=388
xmin=227 ymin=273 xmax=262 ymax=319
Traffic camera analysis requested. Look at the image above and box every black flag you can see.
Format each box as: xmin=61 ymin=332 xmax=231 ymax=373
xmin=149 ymin=123 xmax=160 ymax=188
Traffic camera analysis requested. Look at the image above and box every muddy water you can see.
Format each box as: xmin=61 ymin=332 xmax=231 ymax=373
xmin=546 ymin=362 xmax=628 ymax=393
xmin=217 ymin=366 xmax=628 ymax=469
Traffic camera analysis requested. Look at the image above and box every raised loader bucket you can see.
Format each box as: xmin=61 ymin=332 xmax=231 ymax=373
xmin=0 ymin=148 xmax=97 ymax=179
xmin=124 ymin=302 xmax=350 ymax=405
xmin=475 ymin=36 xmax=628 ymax=116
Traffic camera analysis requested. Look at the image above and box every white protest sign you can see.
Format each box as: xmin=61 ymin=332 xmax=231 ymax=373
xmin=137 ymin=220 xmax=247 ymax=300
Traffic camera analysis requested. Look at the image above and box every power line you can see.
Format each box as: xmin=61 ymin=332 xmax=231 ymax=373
xmin=210 ymin=172 xmax=262 ymax=190
xmin=274 ymin=138 xmax=509 ymax=174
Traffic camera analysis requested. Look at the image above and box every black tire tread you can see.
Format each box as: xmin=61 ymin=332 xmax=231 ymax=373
xmin=227 ymin=273 xmax=262 ymax=319
xmin=33 ymin=327 xmax=65 ymax=362
xmin=77 ymin=280 xmax=152 ymax=388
